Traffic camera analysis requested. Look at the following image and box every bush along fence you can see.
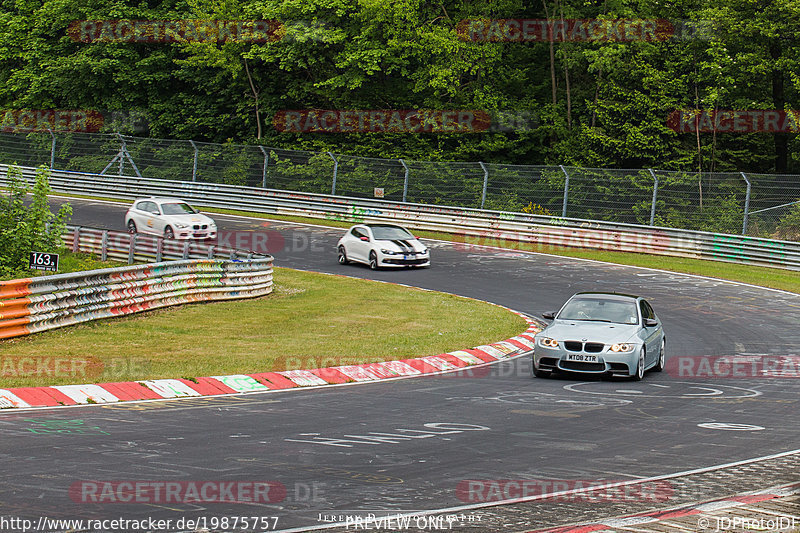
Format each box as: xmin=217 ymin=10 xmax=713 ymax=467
xmin=2 ymin=131 xmax=800 ymax=238
xmin=0 ymin=226 xmax=274 ymax=340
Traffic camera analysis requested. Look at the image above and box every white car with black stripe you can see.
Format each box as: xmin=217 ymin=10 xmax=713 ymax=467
xmin=337 ymin=224 xmax=430 ymax=270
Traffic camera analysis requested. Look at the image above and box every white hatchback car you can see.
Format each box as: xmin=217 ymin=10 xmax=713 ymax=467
xmin=125 ymin=198 xmax=217 ymax=240
xmin=337 ymin=223 xmax=430 ymax=269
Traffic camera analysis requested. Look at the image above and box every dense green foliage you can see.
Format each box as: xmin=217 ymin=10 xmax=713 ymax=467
xmin=0 ymin=165 xmax=72 ymax=276
xmin=0 ymin=0 xmax=798 ymax=173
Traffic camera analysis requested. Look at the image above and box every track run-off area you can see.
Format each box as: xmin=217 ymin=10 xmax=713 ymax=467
xmin=0 ymin=197 xmax=798 ymax=532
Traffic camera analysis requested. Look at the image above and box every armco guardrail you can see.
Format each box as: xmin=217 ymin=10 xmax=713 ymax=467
xmin=0 ymin=258 xmax=273 ymax=340
xmin=2 ymin=164 xmax=798 ymax=271
xmin=64 ymin=225 xmax=264 ymax=263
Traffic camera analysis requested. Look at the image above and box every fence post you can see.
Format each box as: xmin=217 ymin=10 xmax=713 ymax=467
xmin=328 ymin=152 xmax=338 ymax=195
xmin=101 ymin=231 xmax=108 ymax=262
xmin=560 ymin=165 xmax=570 ymax=218
xmin=259 ymin=146 xmax=269 ymax=188
xmin=156 ymin=238 xmax=163 ymax=262
xmin=47 ymin=129 xmax=56 ymax=169
xmin=182 ymin=241 xmax=190 ymax=259
xmin=190 ymin=140 xmax=199 ymax=182
xmin=741 ymin=172 xmax=752 ymax=235
xmin=399 ymin=159 xmax=409 ymax=202
xmin=648 ymin=169 xmax=659 ymax=226
xmin=479 ymin=161 xmax=489 ymax=209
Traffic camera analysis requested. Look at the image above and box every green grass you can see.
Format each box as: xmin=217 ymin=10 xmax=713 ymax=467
xmin=0 ymin=267 xmax=528 ymax=387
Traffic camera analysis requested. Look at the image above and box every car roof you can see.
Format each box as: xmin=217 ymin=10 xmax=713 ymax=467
xmin=572 ymin=291 xmax=641 ymax=301
xmin=135 ymin=197 xmax=190 ymax=204
xmin=364 ymin=223 xmax=407 ymax=229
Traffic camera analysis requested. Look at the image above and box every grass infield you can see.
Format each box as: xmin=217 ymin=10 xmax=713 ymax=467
xmin=0 ymin=267 xmax=529 ymax=388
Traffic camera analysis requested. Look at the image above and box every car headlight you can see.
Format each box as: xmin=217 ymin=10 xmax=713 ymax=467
xmin=380 ymin=249 xmax=399 ymax=255
xmin=610 ymin=343 xmax=635 ymax=352
xmin=175 ymin=223 xmax=189 ymax=229
xmin=209 ymin=222 xmax=216 ymax=227
xmin=537 ymin=337 xmax=559 ymax=348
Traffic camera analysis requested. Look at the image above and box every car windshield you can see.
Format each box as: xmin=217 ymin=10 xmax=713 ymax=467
xmin=558 ymin=298 xmax=639 ymax=325
xmin=370 ymin=226 xmax=414 ymax=240
xmin=161 ymin=202 xmax=197 ymax=215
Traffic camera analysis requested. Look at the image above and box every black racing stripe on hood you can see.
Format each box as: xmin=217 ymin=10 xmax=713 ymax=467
xmin=391 ymin=240 xmax=413 ymax=252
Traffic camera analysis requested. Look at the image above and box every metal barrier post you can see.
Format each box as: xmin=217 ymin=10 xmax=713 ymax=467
xmin=128 ymin=234 xmax=136 ymax=264
xmin=156 ymin=238 xmax=163 ymax=262
xmin=101 ymin=231 xmax=108 ymax=261
xmin=190 ymin=140 xmax=199 ymax=182
xmin=259 ymin=146 xmax=269 ymax=188
xmin=560 ymin=165 xmax=570 ymax=218
xmin=741 ymin=172 xmax=752 ymax=235
xmin=207 ymin=246 xmax=215 ymax=259
xmin=72 ymin=227 xmax=81 ymax=253
xmin=648 ymin=169 xmax=659 ymax=226
xmin=399 ymin=159 xmax=409 ymax=203
xmin=328 ymin=152 xmax=338 ymax=195
xmin=479 ymin=161 xmax=489 ymax=209
xmin=183 ymin=241 xmax=190 ymax=259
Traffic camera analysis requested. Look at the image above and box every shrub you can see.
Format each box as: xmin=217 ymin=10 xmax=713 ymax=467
xmin=0 ymin=165 xmax=72 ymax=277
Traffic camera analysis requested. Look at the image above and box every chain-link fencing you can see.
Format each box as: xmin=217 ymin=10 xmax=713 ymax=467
xmin=2 ymin=130 xmax=799 ymax=240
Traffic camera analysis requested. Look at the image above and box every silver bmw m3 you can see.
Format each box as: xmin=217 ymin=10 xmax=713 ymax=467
xmin=532 ymin=292 xmax=666 ymax=381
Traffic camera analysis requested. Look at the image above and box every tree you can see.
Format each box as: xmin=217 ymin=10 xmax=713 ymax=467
xmin=0 ymin=165 xmax=72 ymax=276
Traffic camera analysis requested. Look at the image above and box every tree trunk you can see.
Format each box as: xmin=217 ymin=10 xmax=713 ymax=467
xmin=244 ymin=58 xmax=262 ymax=140
xmin=770 ymin=40 xmax=788 ymax=175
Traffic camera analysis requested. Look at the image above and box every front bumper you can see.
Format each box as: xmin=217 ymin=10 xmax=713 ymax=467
xmin=533 ymin=348 xmax=639 ymax=376
xmin=378 ymin=252 xmax=430 ymax=267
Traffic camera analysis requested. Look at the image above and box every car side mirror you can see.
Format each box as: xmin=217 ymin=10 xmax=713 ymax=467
xmin=542 ymin=311 xmax=555 ymax=320
xmin=359 ymin=236 xmax=369 ymax=242
xmin=644 ymin=318 xmax=658 ymax=327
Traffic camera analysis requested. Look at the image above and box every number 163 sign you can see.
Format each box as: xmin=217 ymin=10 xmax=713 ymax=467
xmin=29 ymin=252 xmax=59 ymax=272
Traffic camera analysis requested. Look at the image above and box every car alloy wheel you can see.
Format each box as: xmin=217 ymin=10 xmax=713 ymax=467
xmin=369 ymin=251 xmax=379 ymax=270
xmin=164 ymin=226 xmax=175 ymax=240
xmin=632 ymin=349 xmax=645 ymax=381
xmin=653 ymin=339 xmax=665 ymax=372
xmin=127 ymin=220 xmax=137 ymax=234
xmin=338 ymin=245 xmax=349 ymax=265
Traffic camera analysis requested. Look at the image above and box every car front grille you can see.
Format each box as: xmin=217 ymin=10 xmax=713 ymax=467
xmin=384 ymin=258 xmax=428 ymax=265
xmin=560 ymin=361 xmax=606 ymax=372
xmin=564 ymin=341 xmax=605 ymax=353
xmin=192 ymin=224 xmax=208 ymax=230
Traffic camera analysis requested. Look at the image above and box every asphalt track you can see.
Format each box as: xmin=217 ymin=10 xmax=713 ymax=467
xmin=1 ymin=197 xmax=799 ymax=532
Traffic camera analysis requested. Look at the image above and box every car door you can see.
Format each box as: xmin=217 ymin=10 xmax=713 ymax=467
xmin=348 ymin=227 xmax=371 ymax=263
xmin=136 ymin=201 xmax=159 ymax=236
xmin=639 ymin=299 xmax=662 ymax=365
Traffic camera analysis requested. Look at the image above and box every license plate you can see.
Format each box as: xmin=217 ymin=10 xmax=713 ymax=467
xmin=565 ymin=354 xmax=599 ymax=363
